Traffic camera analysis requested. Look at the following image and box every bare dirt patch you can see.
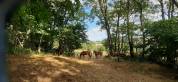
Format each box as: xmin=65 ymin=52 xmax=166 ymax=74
xmin=8 ymin=55 xmax=178 ymax=82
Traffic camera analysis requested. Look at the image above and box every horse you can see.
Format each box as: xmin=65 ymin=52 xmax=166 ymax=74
xmin=80 ymin=51 xmax=92 ymax=58
xmin=110 ymin=52 xmax=126 ymax=57
xmin=93 ymin=51 xmax=103 ymax=58
xmin=52 ymin=48 xmax=64 ymax=56
xmin=109 ymin=52 xmax=126 ymax=61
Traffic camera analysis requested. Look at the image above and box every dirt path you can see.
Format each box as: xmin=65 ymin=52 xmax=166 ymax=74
xmin=8 ymin=55 xmax=178 ymax=82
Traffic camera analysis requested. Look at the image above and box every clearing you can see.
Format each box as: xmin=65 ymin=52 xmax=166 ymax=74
xmin=8 ymin=55 xmax=178 ymax=82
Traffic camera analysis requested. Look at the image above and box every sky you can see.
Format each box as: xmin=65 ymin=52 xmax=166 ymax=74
xmin=84 ymin=0 xmax=163 ymax=42
xmin=83 ymin=2 xmax=107 ymax=42
xmin=86 ymin=22 xmax=107 ymax=41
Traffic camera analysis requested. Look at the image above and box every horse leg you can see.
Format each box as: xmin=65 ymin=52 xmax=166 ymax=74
xmin=80 ymin=54 xmax=82 ymax=59
xmin=100 ymin=54 xmax=102 ymax=58
xmin=117 ymin=56 xmax=120 ymax=62
xmin=87 ymin=54 xmax=91 ymax=59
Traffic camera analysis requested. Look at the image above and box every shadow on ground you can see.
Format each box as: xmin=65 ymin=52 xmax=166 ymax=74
xmin=8 ymin=55 xmax=98 ymax=82
xmin=8 ymin=55 xmax=178 ymax=82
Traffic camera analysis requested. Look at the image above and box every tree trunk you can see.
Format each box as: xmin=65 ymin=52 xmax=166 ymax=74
xmin=159 ymin=0 xmax=165 ymax=20
xmin=104 ymin=13 xmax=113 ymax=55
xmin=116 ymin=15 xmax=120 ymax=53
xmin=172 ymin=0 xmax=178 ymax=8
xmin=168 ymin=1 xmax=172 ymax=19
xmin=98 ymin=0 xmax=113 ymax=55
xmin=171 ymin=1 xmax=175 ymax=18
xmin=168 ymin=0 xmax=174 ymax=19
xmin=167 ymin=43 xmax=176 ymax=65
xmin=106 ymin=27 xmax=113 ymax=54
xmin=126 ymin=0 xmax=134 ymax=57
xmin=130 ymin=34 xmax=134 ymax=57
xmin=136 ymin=47 xmax=138 ymax=54
xmin=121 ymin=34 xmax=124 ymax=53
xmin=38 ymin=35 xmax=43 ymax=53
xmin=0 ymin=15 xmax=8 ymax=82
xmin=114 ymin=30 xmax=117 ymax=52
xmin=140 ymin=6 xmax=145 ymax=58
xmin=142 ymin=32 xmax=146 ymax=57
xmin=129 ymin=41 xmax=134 ymax=57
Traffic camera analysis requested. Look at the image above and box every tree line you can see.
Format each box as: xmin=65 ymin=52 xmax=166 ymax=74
xmin=7 ymin=0 xmax=87 ymax=55
xmin=83 ymin=0 xmax=178 ymax=66
xmin=5 ymin=0 xmax=178 ymax=66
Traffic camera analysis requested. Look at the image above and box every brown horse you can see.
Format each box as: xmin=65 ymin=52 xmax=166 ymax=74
xmin=80 ymin=51 xmax=92 ymax=58
xmin=93 ymin=51 xmax=103 ymax=58
xmin=53 ymin=48 xmax=64 ymax=56
xmin=109 ymin=52 xmax=126 ymax=62
xmin=110 ymin=52 xmax=126 ymax=57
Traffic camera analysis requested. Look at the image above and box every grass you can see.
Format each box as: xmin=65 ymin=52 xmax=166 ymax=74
xmin=8 ymin=54 xmax=178 ymax=82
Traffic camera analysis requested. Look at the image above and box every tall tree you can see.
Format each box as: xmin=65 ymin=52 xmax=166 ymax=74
xmin=7 ymin=0 xmax=87 ymax=55
xmin=133 ymin=0 xmax=148 ymax=58
xmin=112 ymin=0 xmax=125 ymax=53
xmin=168 ymin=0 xmax=174 ymax=19
xmin=158 ymin=0 xmax=165 ymax=20
xmin=97 ymin=0 xmax=113 ymax=54
xmin=172 ymin=0 xmax=178 ymax=8
xmin=44 ymin=0 xmax=83 ymax=54
xmin=126 ymin=0 xmax=134 ymax=57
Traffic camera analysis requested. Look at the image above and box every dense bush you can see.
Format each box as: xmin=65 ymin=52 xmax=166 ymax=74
xmin=8 ymin=47 xmax=32 ymax=55
xmin=146 ymin=18 xmax=178 ymax=65
xmin=7 ymin=0 xmax=87 ymax=55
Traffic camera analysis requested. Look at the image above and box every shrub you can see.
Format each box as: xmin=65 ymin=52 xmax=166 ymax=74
xmin=8 ymin=47 xmax=32 ymax=55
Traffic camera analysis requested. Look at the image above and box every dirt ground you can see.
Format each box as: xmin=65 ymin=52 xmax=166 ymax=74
xmin=8 ymin=55 xmax=178 ymax=82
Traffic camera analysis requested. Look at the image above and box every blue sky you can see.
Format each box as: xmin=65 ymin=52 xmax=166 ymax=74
xmin=86 ymin=19 xmax=107 ymax=41
xmin=83 ymin=5 xmax=107 ymax=41
xmin=83 ymin=0 xmax=162 ymax=42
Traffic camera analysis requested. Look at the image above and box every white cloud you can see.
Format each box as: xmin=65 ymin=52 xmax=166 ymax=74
xmin=86 ymin=26 xmax=107 ymax=41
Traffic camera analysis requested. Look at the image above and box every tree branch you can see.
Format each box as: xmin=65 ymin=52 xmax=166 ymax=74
xmin=172 ymin=0 xmax=178 ymax=8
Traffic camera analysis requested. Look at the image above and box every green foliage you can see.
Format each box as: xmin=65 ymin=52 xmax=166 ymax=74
xmin=58 ymin=23 xmax=87 ymax=53
xmin=63 ymin=51 xmax=75 ymax=57
xmin=97 ymin=45 xmax=105 ymax=52
xmin=146 ymin=18 xmax=178 ymax=65
xmin=6 ymin=0 xmax=178 ymax=69
xmin=81 ymin=42 xmax=106 ymax=51
xmin=8 ymin=47 xmax=32 ymax=55
xmin=7 ymin=0 xmax=87 ymax=55
xmin=81 ymin=42 xmax=94 ymax=51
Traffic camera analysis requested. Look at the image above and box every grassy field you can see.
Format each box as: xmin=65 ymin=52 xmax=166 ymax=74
xmin=8 ymin=54 xmax=178 ymax=82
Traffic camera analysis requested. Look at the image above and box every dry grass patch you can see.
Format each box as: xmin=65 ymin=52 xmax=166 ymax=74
xmin=8 ymin=55 xmax=178 ymax=82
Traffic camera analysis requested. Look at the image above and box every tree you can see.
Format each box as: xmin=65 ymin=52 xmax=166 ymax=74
xmin=146 ymin=18 xmax=178 ymax=65
xmin=97 ymin=0 xmax=113 ymax=54
xmin=111 ymin=0 xmax=125 ymax=52
xmin=8 ymin=0 xmax=51 ymax=53
xmin=47 ymin=0 xmax=84 ymax=54
xmin=172 ymin=0 xmax=178 ymax=8
xmin=158 ymin=0 xmax=165 ymax=20
xmin=7 ymin=0 xmax=87 ymax=56
xmin=126 ymin=0 xmax=135 ymax=57
xmin=85 ymin=0 xmax=113 ymax=54
xmin=57 ymin=24 xmax=87 ymax=55
xmin=133 ymin=0 xmax=149 ymax=58
xmin=168 ymin=0 xmax=175 ymax=19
